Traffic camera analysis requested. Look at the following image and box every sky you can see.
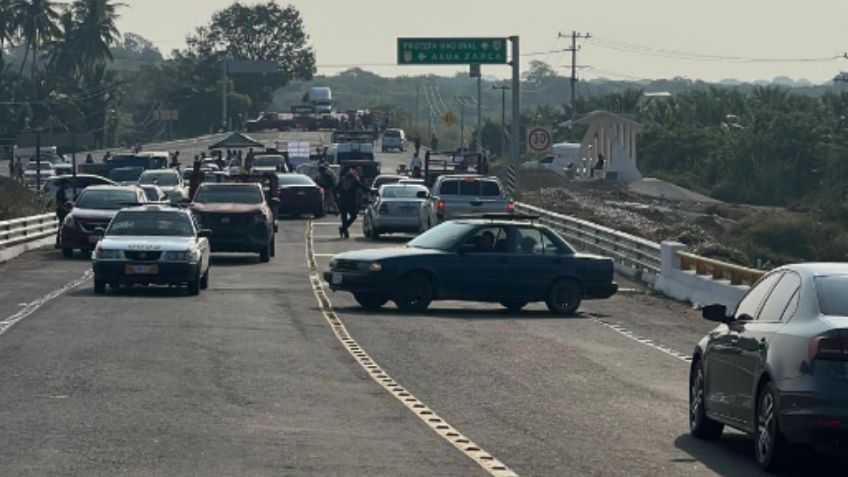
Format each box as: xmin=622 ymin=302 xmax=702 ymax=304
xmin=117 ymin=0 xmax=848 ymax=83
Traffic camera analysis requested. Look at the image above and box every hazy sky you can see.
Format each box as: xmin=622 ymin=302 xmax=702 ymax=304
xmin=118 ymin=0 xmax=848 ymax=83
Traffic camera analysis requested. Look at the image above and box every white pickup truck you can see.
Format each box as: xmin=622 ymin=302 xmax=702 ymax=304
xmin=429 ymin=175 xmax=514 ymax=225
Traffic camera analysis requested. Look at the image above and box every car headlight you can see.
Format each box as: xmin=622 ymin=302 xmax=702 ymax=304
xmin=164 ymin=250 xmax=200 ymax=261
xmin=96 ymin=249 xmax=121 ymax=260
xmin=359 ymin=262 xmax=382 ymax=272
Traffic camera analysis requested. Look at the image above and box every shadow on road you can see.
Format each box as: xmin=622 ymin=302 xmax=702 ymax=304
xmin=337 ymin=305 xmax=594 ymax=321
xmin=674 ymin=433 xmax=848 ymax=476
xmin=209 ymin=255 xmax=260 ymax=267
xmin=67 ymin=284 xmax=193 ymax=299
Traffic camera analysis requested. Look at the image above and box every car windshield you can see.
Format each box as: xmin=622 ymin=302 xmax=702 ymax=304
xmin=110 ymin=168 xmax=144 ymax=182
xmin=26 ymin=162 xmax=52 ymax=171
xmin=380 ymin=186 xmax=427 ymax=199
xmin=139 ymin=171 xmax=179 ymax=186
xmin=384 ymin=130 xmax=401 ymax=138
xmin=107 ymin=211 xmax=194 ymax=237
xmin=141 ymin=187 xmax=162 ymax=201
xmin=815 ymin=276 xmax=848 ymax=315
xmin=408 ymin=222 xmax=475 ymax=250
xmin=374 ymin=177 xmax=401 ymax=188
xmin=277 ymin=175 xmax=314 ymax=186
xmin=75 ymin=190 xmax=137 ymax=210
xmin=194 ymin=185 xmax=263 ymax=204
xmin=253 ymin=156 xmax=285 ymax=167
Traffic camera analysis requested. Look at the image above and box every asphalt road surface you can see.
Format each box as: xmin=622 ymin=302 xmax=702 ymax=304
xmin=1 ymin=134 xmax=846 ymax=476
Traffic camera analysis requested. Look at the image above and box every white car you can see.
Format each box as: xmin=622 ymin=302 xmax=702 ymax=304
xmin=23 ymin=161 xmax=55 ymax=185
xmin=381 ymin=128 xmax=406 ymax=153
xmin=363 ymin=184 xmax=432 ymax=239
xmin=91 ymin=205 xmax=211 ymax=295
xmin=138 ymin=169 xmax=187 ymax=202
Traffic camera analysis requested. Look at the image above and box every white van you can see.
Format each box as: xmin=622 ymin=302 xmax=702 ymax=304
xmin=381 ymin=129 xmax=406 ymax=153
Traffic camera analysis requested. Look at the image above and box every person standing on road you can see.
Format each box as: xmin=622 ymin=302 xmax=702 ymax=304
xmin=410 ymin=152 xmax=422 ymax=178
xmin=414 ymin=136 xmax=422 ymax=156
xmin=8 ymin=156 xmax=15 ymax=177
xmin=188 ymin=157 xmax=203 ymax=201
xmin=169 ymin=150 xmax=181 ymax=170
xmin=318 ymin=165 xmax=338 ymax=215
xmin=431 ymin=133 xmax=440 ymax=152
xmin=15 ymin=158 xmax=23 ymax=183
xmin=55 ymin=182 xmax=70 ymax=247
xmin=336 ymin=168 xmax=368 ymax=239
xmin=85 ymin=153 xmax=94 ymax=164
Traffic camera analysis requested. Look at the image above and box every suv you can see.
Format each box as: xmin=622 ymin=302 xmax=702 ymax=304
xmin=190 ymin=183 xmax=278 ymax=262
xmin=381 ymin=129 xmax=406 ymax=152
xmin=60 ymin=185 xmax=148 ymax=257
xmin=429 ymin=175 xmax=514 ymax=224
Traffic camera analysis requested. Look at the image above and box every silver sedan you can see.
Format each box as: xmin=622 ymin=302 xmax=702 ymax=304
xmin=363 ymin=184 xmax=432 ymax=240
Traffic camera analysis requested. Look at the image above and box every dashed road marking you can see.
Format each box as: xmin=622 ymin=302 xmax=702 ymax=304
xmin=590 ymin=317 xmax=692 ymax=363
xmin=0 ymin=271 xmax=93 ymax=338
xmin=305 ymin=222 xmax=518 ymax=477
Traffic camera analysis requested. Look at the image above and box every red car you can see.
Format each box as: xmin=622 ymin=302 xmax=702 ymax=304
xmin=60 ymin=185 xmax=148 ymax=258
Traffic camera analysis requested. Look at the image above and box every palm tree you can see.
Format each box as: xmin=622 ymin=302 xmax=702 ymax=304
xmin=0 ymin=0 xmax=18 ymax=65
xmin=68 ymin=0 xmax=123 ymax=75
xmin=13 ymin=0 xmax=61 ymax=77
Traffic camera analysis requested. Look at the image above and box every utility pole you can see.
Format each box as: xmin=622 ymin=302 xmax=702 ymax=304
xmin=559 ymin=31 xmax=591 ymax=105
xmin=416 ymin=84 xmax=421 ymax=126
xmin=476 ymin=73 xmax=482 ymax=153
xmin=493 ymin=85 xmax=510 ymax=158
xmin=221 ymin=60 xmax=229 ymax=131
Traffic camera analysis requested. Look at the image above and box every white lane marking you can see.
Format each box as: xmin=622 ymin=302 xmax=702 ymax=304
xmin=0 ymin=271 xmax=93 ymax=337
xmin=590 ymin=317 xmax=692 ymax=363
xmin=313 ymin=253 xmax=335 ymax=258
xmin=305 ymin=222 xmax=518 ymax=477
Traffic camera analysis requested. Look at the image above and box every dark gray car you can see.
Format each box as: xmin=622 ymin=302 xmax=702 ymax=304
xmin=690 ymin=263 xmax=848 ymax=471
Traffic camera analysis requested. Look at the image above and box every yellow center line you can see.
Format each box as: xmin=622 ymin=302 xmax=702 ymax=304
xmin=305 ymin=221 xmax=518 ymax=477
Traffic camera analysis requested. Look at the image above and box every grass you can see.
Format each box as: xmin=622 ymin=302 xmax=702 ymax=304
xmin=0 ymin=176 xmax=45 ymax=221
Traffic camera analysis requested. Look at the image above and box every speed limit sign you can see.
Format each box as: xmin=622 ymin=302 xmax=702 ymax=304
xmin=527 ymin=127 xmax=553 ymax=153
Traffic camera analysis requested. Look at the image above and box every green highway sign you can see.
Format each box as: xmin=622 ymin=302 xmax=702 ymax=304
xmin=397 ymin=38 xmax=508 ymax=65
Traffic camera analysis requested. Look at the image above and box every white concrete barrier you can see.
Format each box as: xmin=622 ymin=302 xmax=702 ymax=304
xmin=653 ymin=242 xmax=750 ymax=310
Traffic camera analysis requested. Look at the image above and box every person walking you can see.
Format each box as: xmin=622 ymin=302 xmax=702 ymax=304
xmin=410 ymin=152 xmax=422 ymax=178
xmin=8 ymin=156 xmax=15 ymax=178
xmin=55 ymin=182 xmax=70 ymax=247
xmin=336 ymin=168 xmax=368 ymax=239
xmin=431 ymin=133 xmax=440 ymax=152
xmin=15 ymin=158 xmax=23 ymax=183
xmin=318 ymin=164 xmax=338 ymax=215
xmin=414 ymin=135 xmax=422 ymax=156
xmin=188 ymin=157 xmax=204 ymax=201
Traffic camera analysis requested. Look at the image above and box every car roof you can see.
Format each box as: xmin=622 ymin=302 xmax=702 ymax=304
xmin=81 ymin=185 xmax=141 ymax=192
xmin=45 ymin=174 xmax=108 ymax=181
xmin=119 ymin=204 xmax=187 ymax=214
xmin=776 ymin=263 xmax=848 ymax=279
xmin=438 ymin=174 xmax=497 ymax=181
xmin=141 ymin=169 xmax=178 ymax=174
xmin=197 ymin=182 xmax=261 ymax=188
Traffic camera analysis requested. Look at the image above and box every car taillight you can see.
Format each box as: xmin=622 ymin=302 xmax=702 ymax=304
xmin=810 ymin=335 xmax=848 ymax=361
xmin=507 ymin=201 xmax=515 ymax=213
xmin=437 ymin=200 xmax=445 ymax=213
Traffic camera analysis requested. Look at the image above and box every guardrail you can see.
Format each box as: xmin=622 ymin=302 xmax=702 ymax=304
xmin=678 ymin=251 xmax=764 ymax=286
xmin=0 ymin=214 xmax=58 ymax=249
xmin=516 ymin=202 xmax=662 ymax=275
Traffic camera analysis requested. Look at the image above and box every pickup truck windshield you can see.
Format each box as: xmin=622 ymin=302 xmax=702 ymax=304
xmin=139 ymin=172 xmax=179 ymax=186
xmin=408 ymin=222 xmax=475 ymax=251
xmin=253 ymin=156 xmax=285 ymax=168
xmin=194 ymin=185 xmax=263 ymax=204
xmin=107 ymin=211 xmax=194 ymax=237
xmin=76 ymin=190 xmax=137 ymax=210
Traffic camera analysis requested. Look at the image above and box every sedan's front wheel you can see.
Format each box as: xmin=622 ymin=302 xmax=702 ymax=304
xmin=689 ymin=360 xmax=723 ymax=439
xmin=394 ymin=274 xmax=432 ymax=313
xmin=545 ymin=279 xmax=582 ymax=315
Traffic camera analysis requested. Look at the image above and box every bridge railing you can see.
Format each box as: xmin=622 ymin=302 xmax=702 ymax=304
xmin=677 ymin=251 xmax=764 ymax=287
xmin=0 ymin=214 xmax=58 ymax=249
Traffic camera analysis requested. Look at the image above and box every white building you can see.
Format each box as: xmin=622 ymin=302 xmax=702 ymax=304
xmin=575 ymin=111 xmax=642 ymax=183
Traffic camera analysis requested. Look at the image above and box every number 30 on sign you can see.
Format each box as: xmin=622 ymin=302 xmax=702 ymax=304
xmin=527 ymin=127 xmax=553 ymax=153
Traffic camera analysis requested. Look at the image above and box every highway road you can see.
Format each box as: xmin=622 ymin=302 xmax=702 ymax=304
xmin=1 ymin=132 xmax=846 ymax=476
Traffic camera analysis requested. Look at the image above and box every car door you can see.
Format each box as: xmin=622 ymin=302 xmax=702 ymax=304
xmin=706 ymin=272 xmax=782 ymax=423
xmin=730 ymin=271 xmax=801 ymax=428
xmin=509 ymin=226 xmax=559 ymax=299
xmin=453 ymin=226 xmax=512 ymax=299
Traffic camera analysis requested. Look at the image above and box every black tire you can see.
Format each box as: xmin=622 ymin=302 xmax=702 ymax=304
xmin=354 ymin=293 xmax=389 ymax=311
xmin=755 ymin=381 xmax=791 ymax=472
xmin=545 ymin=279 xmax=583 ymax=315
xmin=393 ymin=274 xmax=433 ymax=313
xmin=500 ymin=300 xmax=528 ymax=313
xmin=689 ymin=360 xmax=724 ymax=440
xmin=62 ymin=248 xmax=73 ymax=258
xmin=187 ymin=274 xmax=201 ymax=296
xmin=94 ymin=279 xmax=106 ymax=295
xmin=259 ymin=243 xmax=271 ymax=263
xmin=200 ymin=268 xmax=209 ymax=290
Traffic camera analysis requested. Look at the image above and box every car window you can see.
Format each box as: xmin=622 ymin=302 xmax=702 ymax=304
xmin=780 ymin=289 xmax=801 ymax=322
xmin=735 ymin=272 xmax=783 ymax=319
xmin=438 ymin=180 xmax=458 ymax=195
xmin=463 ymin=226 xmax=509 ymax=254
xmin=139 ymin=171 xmax=179 ymax=186
xmin=75 ymin=190 xmax=138 ymax=210
xmin=408 ymin=222 xmax=475 ymax=251
xmin=479 ymin=181 xmax=502 ymax=197
xmin=815 ymin=275 xmax=848 ymax=316
xmin=515 ymin=227 xmax=544 ymax=255
xmin=108 ymin=211 xmax=194 ymax=237
xmin=194 ymin=185 xmax=263 ymax=204
xmin=757 ymin=272 xmax=801 ymax=321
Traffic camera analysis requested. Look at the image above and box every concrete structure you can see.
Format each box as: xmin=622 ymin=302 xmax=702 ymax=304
xmin=576 ymin=111 xmax=642 ymax=183
xmin=653 ymin=241 xmax=749 ymax=310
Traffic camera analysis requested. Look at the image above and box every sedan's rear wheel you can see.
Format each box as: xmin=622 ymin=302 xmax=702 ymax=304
xmin=755 ymin=382 xmax=791 ymax=471
xmin=689 ymin=360 xmax=723 ymax=439
xmin=545 ymin=279 xmax=582 ymax=315
xmin=354 ymin=293 xmax=389 ymax=311
xmin=394 ymin=274 xmax=432 ymax=313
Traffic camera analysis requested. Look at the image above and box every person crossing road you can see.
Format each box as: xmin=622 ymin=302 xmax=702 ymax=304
xmin=336 ymin=168 xmax=368 ymax=239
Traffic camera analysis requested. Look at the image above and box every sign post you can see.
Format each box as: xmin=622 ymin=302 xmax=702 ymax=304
xmin=527 ymin=127 xmax=553 ymax=154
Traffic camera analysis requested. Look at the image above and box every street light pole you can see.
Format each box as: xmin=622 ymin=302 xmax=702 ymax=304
xmin=493 ymin=85 xmax=510 ymax=158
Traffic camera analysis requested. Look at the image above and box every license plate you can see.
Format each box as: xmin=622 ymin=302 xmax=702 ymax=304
xmin=332 ymin=273 xmax=343 ymax=285
xmin=89 ymin=235 xmax=101 ymax=244
xmin=296 ymin=191 xmax=306 ymax=196
xmin=125 ymin=264 xmax=159 ymax=275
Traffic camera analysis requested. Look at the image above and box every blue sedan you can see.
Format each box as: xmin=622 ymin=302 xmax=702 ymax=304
xmin=323 ymin=216 xmax=618 ymax=314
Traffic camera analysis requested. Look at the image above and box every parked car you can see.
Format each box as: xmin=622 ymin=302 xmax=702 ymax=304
xmin=23 ymin=160 xmax=55 ymax=186
xmin=690 ymin=263 xmax=848 ymax=471
xmin=325 ymin=215 xmax=617 ymax=314
xmin=429 ymin=175 xmax=514 ymax=224
xmin=190 ymin=183 xmax=278 ymax=262
xmin=59 ymin=185 xmax=148 ymax=257
xmin=275 ymin=173 xmax=324 ymax=218
xmin=381 ymin=128 xmax=406 ymax=152
xmin=91 ymin=205 xmax=211 ymax=296
xmin=250 ymin=154 xmax=289 ymax=174
xmin=363 ymin=184 xmax=432 ymax=239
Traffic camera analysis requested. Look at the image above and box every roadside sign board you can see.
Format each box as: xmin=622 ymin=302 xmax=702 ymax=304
xmin=527 ymin=127 xmax=553 ymax=154
xmin=397 ymin=38 xmax=508 ymax=65
xmin=443 ymin=112 xmax=457 ymax=127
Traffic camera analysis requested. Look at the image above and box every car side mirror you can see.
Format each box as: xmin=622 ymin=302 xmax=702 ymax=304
xmin=702 ymin=304 xmax=730 ymax=323
xmin=198 ymin=229 xmax=212 ymax=238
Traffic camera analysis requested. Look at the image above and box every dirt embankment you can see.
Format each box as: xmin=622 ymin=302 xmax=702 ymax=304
xmin=0 ymin=177 xmax=45 ymax=221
